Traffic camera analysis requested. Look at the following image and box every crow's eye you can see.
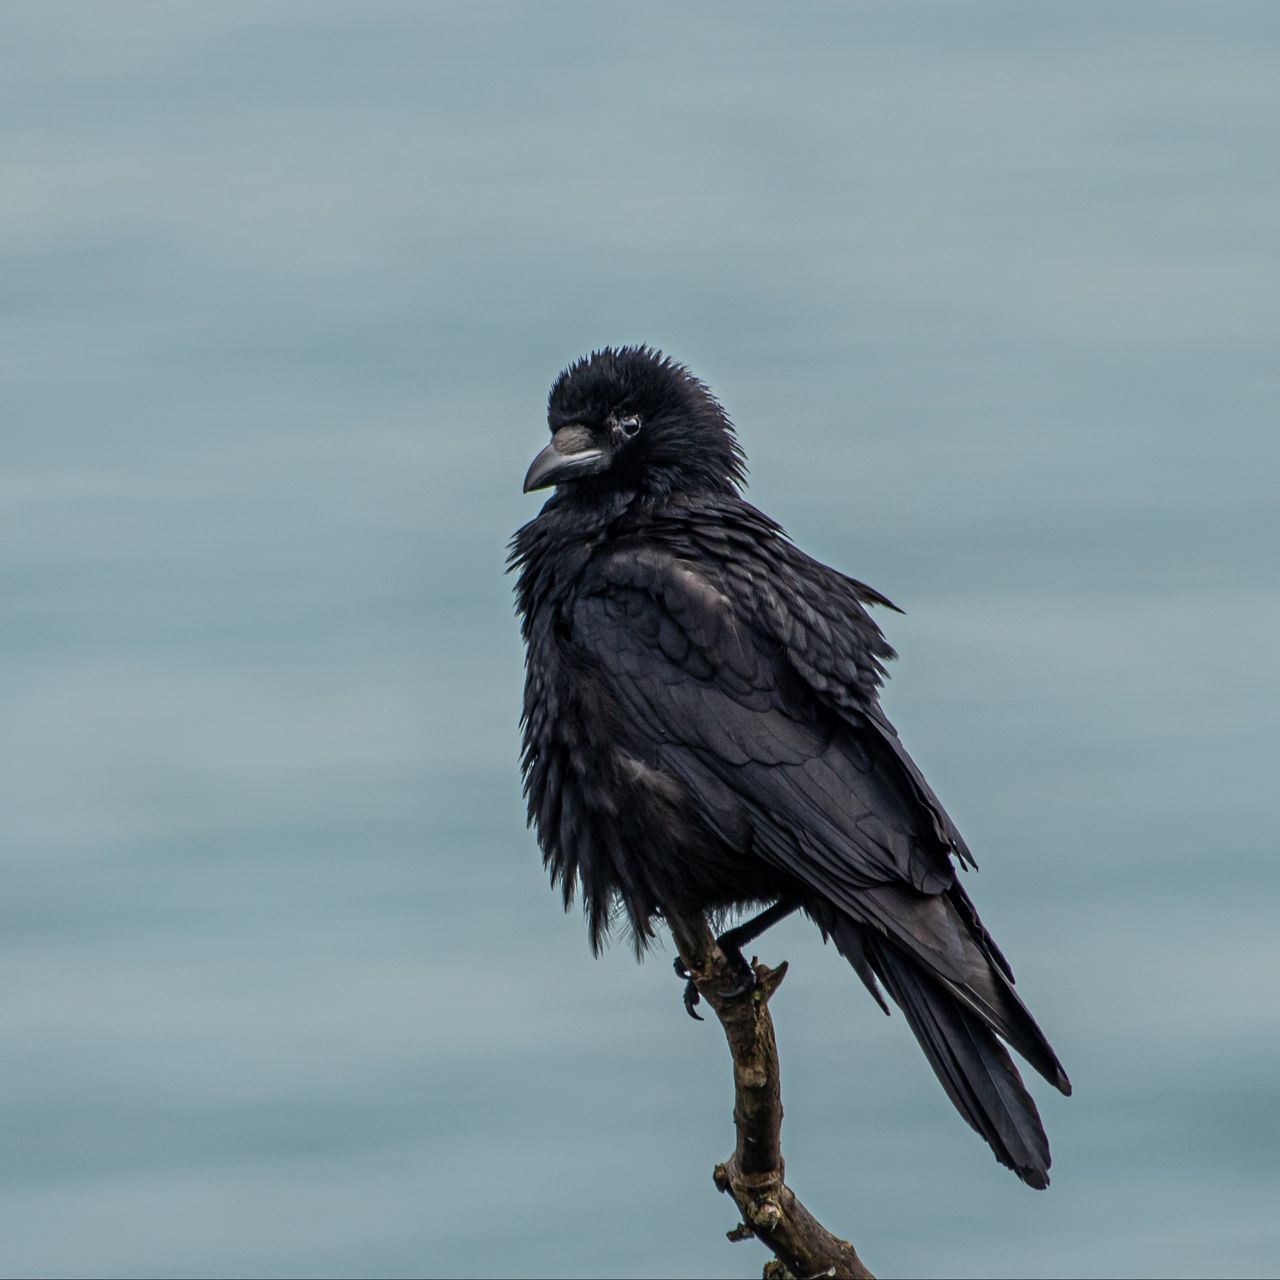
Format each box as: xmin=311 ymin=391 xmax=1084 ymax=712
xmin=618 ymin=414 xmax=642 ymax=439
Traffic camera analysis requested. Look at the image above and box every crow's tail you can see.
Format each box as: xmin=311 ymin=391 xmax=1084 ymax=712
xmin=827 ymin=915 xmax=1057 ymax=1189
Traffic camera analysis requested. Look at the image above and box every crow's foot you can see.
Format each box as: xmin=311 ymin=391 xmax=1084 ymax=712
xmin=714 ymin=938 xmax=757 ymax=999
xmin=674 ymin=942 xmax=759 ymax=1020
xmin=683 ymin=977 xmax=704 ymax=1020
xmin=673 ymin=955 xmax=704 ymax=1020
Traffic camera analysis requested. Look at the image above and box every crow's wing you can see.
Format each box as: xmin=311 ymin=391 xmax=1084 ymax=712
xmin=639 ymin=497 xmax=978 ymax=869
xmin=575 ymin=544 xmax=1070 ymax=1092
xmin=709 ymin=522 xmax=979 ymax=872
xmin=576 ymin=544 xmax=953 ymax=896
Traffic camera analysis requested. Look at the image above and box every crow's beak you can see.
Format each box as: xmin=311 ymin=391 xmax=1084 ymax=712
xmin=523 ymin=426 xmax=608 ymax=493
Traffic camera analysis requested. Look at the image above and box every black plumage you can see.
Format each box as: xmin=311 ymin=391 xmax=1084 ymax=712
xmin=510 ymin=346 xmax=1070 ymax=1188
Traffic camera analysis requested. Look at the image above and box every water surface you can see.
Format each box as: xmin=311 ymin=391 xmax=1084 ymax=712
xmin=2 ymin=4 xmax=1278 ymax=1276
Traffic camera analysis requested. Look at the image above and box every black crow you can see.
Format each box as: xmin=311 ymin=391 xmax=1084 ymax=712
xmin=510 ymin=346 xmax=1071 ymax=1188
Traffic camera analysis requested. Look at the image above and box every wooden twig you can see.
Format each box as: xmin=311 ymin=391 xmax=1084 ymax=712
xmin=667 ymin=914 xmax=875 ymax=1280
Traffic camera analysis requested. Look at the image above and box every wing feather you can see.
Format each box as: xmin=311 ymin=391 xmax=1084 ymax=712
xmin=573 ymin=547 xmax=1070 ymax=1095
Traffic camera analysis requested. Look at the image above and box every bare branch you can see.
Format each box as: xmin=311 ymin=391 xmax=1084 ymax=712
xmin=668 ymin=914 xmax=875 ymax=1280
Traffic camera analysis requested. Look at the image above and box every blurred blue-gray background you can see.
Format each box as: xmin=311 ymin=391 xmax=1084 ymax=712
xmin=3 ymin=4 xmax=1278 ymax=1277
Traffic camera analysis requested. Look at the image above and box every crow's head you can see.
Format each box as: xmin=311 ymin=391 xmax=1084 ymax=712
xmin=523 ymin=346 xmax=746 ymax=500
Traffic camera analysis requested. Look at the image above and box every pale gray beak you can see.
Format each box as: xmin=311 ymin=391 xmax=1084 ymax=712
xmin=523 ymin=425 xmax=608 ymax=493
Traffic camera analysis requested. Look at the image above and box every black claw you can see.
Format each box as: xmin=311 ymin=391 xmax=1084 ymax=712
xmin=673 ymin=943 xmax=756 ymax=1019
xmin=716 ymin=964 xmax=756 ymax=1000
xmin=714 ymin=940 xmax=758 ymax=999
xmin=674 ymin=954 xmax=704 ymax=1019
xmin=683 ymin=978 xmax=704 ymax=1020
xmin=718 ymin=970 xmax=755 ymax=999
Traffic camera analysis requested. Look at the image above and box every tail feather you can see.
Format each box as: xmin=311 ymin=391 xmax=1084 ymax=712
xmin=854 ymin=883 xmax=1072 ymax=1096
xmin=871 ymin=939 xmax=1053 ymax=1187
xmin=945 ymin=945 xmax=1073 ymax=1098
xmin=826 ymin=912 xmax=1059 ymax=1188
